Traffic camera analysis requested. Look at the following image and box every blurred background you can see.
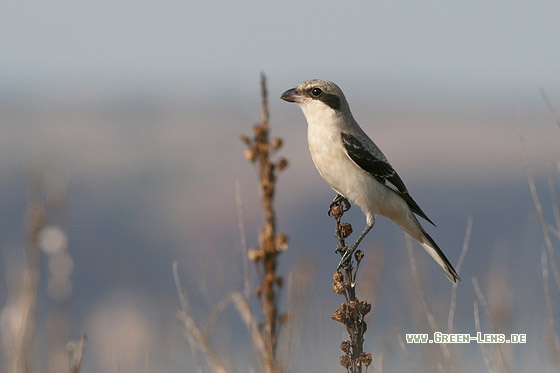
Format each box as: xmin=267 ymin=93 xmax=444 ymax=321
xmin=1 ymin=1 xmax=560 ymax=371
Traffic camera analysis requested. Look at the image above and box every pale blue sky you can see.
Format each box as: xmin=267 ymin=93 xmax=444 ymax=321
xmin=2 ymin=0 xmax=559 ymax=90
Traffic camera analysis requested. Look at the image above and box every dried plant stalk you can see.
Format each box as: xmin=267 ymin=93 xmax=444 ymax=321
xmin=329 ymin=201 xmax=372 ymax=373
xmin=68 ymin=335 xmax=87 ymax=373
xmin=241 ymin=72 xmax=289 ymax=373
xmin=3 ymin=166 xmax=46 ymax=373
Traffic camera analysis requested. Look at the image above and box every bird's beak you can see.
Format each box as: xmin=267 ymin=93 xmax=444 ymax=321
xmin=281 ymin=88 xmax=304 ymax=103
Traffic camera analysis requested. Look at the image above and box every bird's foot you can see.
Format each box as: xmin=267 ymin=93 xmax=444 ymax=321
xmin=328 ymin=194 xmax=351 ymax=216
xmin=337 ymin=244 xmax=356 ymax=269
xmin=335 ymin=243 xmax=346 ymax=254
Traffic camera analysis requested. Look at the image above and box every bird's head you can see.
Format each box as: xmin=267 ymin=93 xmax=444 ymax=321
xmin=281 ymin=79 xmax=351 ymax=122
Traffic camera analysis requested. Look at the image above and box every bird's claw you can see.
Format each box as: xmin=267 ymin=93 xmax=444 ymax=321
xmin=328 ymin=195 xmax=351 ymax=216
xmin=337 ymin=245 xmax=355 ymax=269
xmin=335 ymin=243 xmax=346 ymax=254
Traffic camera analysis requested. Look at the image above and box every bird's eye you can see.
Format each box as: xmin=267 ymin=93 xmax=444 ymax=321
xmin=311 ymin=88 xmax=323 ymax=97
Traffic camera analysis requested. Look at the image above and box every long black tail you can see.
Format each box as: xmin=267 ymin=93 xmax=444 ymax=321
xmin=419 ymin=230 xmax=461 ymax=283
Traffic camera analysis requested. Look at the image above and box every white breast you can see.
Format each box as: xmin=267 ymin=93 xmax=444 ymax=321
xmin=302 ymin=101 xmax=398 ymax=223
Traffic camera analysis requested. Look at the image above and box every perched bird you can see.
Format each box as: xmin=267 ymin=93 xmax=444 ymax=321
xmin=281 ymin=79 xmax=460 ymax=283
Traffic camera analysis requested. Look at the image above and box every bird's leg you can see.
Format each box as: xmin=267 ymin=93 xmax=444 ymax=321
xmin=328 ymin=194 xmax=351 ymax=216
xmin=338 ymin=219 xmax=374 ymax=269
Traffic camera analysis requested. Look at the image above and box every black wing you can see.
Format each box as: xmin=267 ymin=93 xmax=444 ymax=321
xmin=341 ymin=132 xmax=436 ymax=226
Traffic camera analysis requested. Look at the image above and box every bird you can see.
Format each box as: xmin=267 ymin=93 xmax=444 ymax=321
xmin=280 ymin=79 xmax=460 ymax=283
